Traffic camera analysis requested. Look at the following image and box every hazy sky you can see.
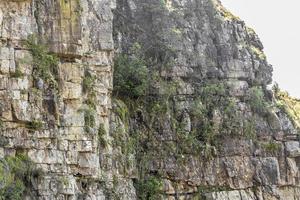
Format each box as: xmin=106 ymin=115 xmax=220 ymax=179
xmin=220 ymin=0 xmax=300 ymax=98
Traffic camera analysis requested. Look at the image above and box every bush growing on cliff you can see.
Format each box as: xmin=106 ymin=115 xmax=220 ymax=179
xmin=135 ymin=176 xmax=163 ymax=200
xmin=191 ymin=83 xmax=228 ymax=144
xmin=0 ymin=119 xmax=3 ymax=129
xmin=25 ymin=35 xmax=59 ymax=89
xmin=83 ymin=108 xmax=96 ymax=134
xmin=248 ymin=87 xmax=270 ymax=114
xmin=0 ymin=154 xmax=41 ymax=200
xmin=10 ymin=69 xmax=24 ymax=78
xmin=200 ymin=83 xmax=227 ymax=107
xmin=98 ymin=124 xmax=107 ymax=148
xmin=25 ymin=120 xmax=43 ymax=131
xmin=82 ymin=70 xmax=96 ymax=94
xmin=113 ymin=54 xmax=149 ymax=99
xmin=273 ymin=85 xmax=300 ymax=131
xmin=263 ymin=141 xmax=281 ymax=154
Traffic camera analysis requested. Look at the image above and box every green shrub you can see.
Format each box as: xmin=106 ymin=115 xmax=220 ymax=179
xmin=250 ymin=45 xmax=266 ymax=60
xmin=83 ymin=108 xmax=95 ymax=134
xmin=248 ymin=87 xmax=269 ymax=114
xmin=82 ymin=69 xmax=97 ymax=134
xmin=0 ymin=154 xmax=41 ymax=200
xmin=191 ymin=98 xmax=206 ymax=119
xmin=85 ymin=94 xmax=96 ymax=111
xmin=273 ymin=87 xmax=300 ymax=130
xmin=113 ymin=54 xmax=149 ymax=99
xmin=25 ymin=120 xmax=43 ymax=130
xmin=0 ymin=119 xmax=3 ymax=129
xmin=10 ymin=69 xmax=24 ymax=78
xmin=263 ymin=141 xmax=281 ymax=154
xmin=113 ymin=99 xmax=129 ymax=123
xmin=191 ymin=83 xmax=260 ymax=144
xmin=190 ymin=83 xmax=228 ymax=145
xmin=135 ymin=176 xmax=163 ymax=200
xmin=202 ymin=144 xmax=216 ymax=160
xmin=82 ymin=71 xmax=96 ymax=94
xmin=98 ymin=124 xmax=107 ymax=148
xmin=159 ymin=0 xmax=166 ymax=7
xmin=221 ymin=99 xmax=244 ymax=136
xmin=200 ymin=83 xmax=227 ymax=105
xmin=175 ymin=129 xmax=201 ymax=155
xmin=25 ymin=35 xmax=59 ymax=89
xmin=243 ymin=120 xmax=256 ymax=140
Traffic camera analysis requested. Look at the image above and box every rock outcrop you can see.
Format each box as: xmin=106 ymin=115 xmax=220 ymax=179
xmin=112 ymin=0 xmax=300 ymax=199
xmin=0 ymin=0 xmax=135 ymax=199
xmin=0 ymin=0 xmax=299 ymax=199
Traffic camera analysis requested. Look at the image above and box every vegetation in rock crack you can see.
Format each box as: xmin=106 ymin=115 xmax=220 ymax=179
xmin=98 ymin=123 xmax=107 ymax=148
xmin=81 ymin=68 xmax=97 ymax=134
xmin=113 ymin=53 xmax=149 ymax=99
xmin=10 ymin=69 xmax=24 ymax=78
xmin=82 ymin=70 xmax=96 ymax=94
xmin=0 ymin=119 xmax=3 ymax=129
xmin=83 ymin=107 xmax=96 ymax=134
xmin=273 ymin=84 xmax=300 ymax=130
xmin=25 ymin=35 xmax=59 ymax=90
xmin=111 ymin=67 xmax=266 ymax=196
xmin=214 ymin=1 xmax=240 ymax=21
xmin=247 ymin=86 xmax=270 ymax=115
xmin=0 ymin=154 xmax=42 ymax=200
xmin=134 ymin=176 xmax=163 ymax=200
xmin=25 ymin=120 xmax=44 ymax=131
xmin=263 ymin=141 xmax=281 ymax=154
xmin=243 ymin=119 xmax=257 ymax=140
xmin=250 ymin=45 xmax=266 ymax=60
xmin=192 ymin=83 xmax=227 ymax=145
xmin=113 ymin=98 xmax=129 ymax=124
xmin=191 ymin=82 xmax=254 ymax=145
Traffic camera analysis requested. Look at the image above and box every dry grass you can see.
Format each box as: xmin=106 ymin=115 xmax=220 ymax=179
xmin=275 ymin=90 xmax=300 ymax=129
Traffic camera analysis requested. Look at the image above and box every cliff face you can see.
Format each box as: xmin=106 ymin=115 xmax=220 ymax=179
xmin=0 ymin=0 xmax=299 ymax=200
xmin=0 ymin=0 xmax=133 ymax=199
xmin=112 ymin=0 xmax=300 ymax=199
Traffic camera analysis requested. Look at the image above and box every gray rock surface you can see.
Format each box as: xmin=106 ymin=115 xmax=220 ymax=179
xmin=112 ymin=0 xmax=300 ymax=199
xmin=0 ymin=0 xmax=299 ymax=199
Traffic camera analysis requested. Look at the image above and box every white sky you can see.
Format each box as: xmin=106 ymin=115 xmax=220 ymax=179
xmin=220 ymin=0 xmax=300 ymax=98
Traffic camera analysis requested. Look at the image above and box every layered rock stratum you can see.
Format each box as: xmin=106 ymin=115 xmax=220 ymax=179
xmin=0 ymin=0 xmax=299 ymax=199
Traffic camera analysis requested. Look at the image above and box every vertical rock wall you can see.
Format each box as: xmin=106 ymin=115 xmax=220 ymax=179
xmin=112 ymin=0 xmax=300 ymax=199
xmin=0 ymin=0 xmax=300 ymax=200
xmin=0 ymin=0 xmax=136 ymax=199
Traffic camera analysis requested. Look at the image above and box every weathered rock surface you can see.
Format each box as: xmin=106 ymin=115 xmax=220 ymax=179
xmin=0 ymin=0 xmax=135 ymax=199
xmin=112 ymin=0 xmax=300 ymax=199
xmin=0 ymin=0 xmax=299 ymax=199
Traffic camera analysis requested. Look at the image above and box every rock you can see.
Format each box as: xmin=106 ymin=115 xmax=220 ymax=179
xmin=28 ymin=149 xmax=64 ymax=164
xmin=0 ymin=59 xmax=10 ymax=74
xmin=36 ymin=78 xmax=44 ymax=90
xmin=15 ymin=50 xmax=33 ymax=75
xmin=0 ymin=0 xmax=299 ymax=199
xmin=205 ymin=190 xmax=240 ymax=200
xmin=285 ymin=141 xmax=300 ymax=157
xmin=58 ymin=176 xmax=77 ymax=195
xmin=62 ymin=82 xmax=82 ymax=100
xmin=78 ymin=153 xmax=98 ymax=168
xmin=254 ymin=157 xmax=280 ymax=185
